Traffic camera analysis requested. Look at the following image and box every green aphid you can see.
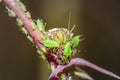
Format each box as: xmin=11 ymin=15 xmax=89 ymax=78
xmin=74 ymin=71 xmax=92 ymax=80
xmin=19 ymin=2 xmax=26 ymax=12
xmin=72 ymin=35 xmax=80 ymax=48
xmin=43 ymin=40 xmax=59 ymax=48
xmin=60 ymin=74 xmax=66 ymax=80
xmin=36 ymin=19 xmax=45 ymax=31
xmin=26 ymin=11 xmax=31 ymax=19
xmin=21 ymin=27 xmax=28 ymax=35
xmin=63 ymin=56 xmax=69 ymax=63
xmin=16 ymin=0 xmax=20 ymax=3
xmin=54 ymin=37 xmax=60 ymax=45
xmin=57 ymin=31 xmax=63 ymax=43
xmin=5 ymin=6 xmax=16 ymax=17
xmin=27 ymin=35 xmax=33 ymax=42
xmin=16 ymin=18 xmax=23 ymax=27
xmin=37 ymin=49 xmax=46 ymax=60
xmin=64 ymin=42 xmax=72 ymax=57
xmin=30 ymin=22 xmax=36 ymax=30
xmin=63 ymin=34 xmax=67 ymax=43
xmin=40 ymin=46 xmax=46 ymax=53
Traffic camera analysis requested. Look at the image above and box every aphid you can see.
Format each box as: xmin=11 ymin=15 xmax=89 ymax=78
xmin=27 ymin=35 xmax=33 ymax=42
xmin=26 ymin=11 xmax=31 ymax=19
xmin=19 ymin=2 xmax=26 ymax=12
xmin=5 ymin=6 xmax=16 ymax=17
xmin=30 ymin=22 xmax=36 ymax=30
xmin=42 ymin=12 xmax=80 ymax=64
xmin=21 ymin=27 xmax=28 ymax=35
xmin=16 ymin=0 xmax=20 ymax=2
xmin=16 ymin=18 xmax=23 ymax=27
xmin=36 ymin=19 xmax=45 ymax=32
xmin=64 ymin=42 xmax=72 ymax=57
xmin=36 ymin=48 xmax=46 ymax=60
xmin=43 ymin=40 xmax=59 ymax=48
xmin=72 ymin=35 xmax=80 ymax=48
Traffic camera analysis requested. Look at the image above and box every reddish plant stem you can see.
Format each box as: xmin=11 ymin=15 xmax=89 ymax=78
xmin=49 ymin=58 xmax=120 ymax=80
xmin=3 ymin=0 xmax=44 ymax=51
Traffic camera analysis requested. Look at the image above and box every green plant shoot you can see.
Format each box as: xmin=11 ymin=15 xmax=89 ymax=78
xmin=43 ymin=40 xmax=59 ymax=48
xmin=64 ymin=42 xmax=72 ymax=57
xmin=72 ymin=35 xmax=80 ymax=48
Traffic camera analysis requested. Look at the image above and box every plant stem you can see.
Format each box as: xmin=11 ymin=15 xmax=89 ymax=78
xmin=3 ymin=0 xmax=45 ymax=51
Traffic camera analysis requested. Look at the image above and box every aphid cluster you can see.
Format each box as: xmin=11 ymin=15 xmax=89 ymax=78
xmin=3 ymin=0 xmax=120 ymax=80
xmin=43 ymin=28 xmax=80 ymax=65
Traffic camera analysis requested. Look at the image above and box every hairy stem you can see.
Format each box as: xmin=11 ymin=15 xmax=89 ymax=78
xmin=2 ymin=0 xmax=45 ymax=52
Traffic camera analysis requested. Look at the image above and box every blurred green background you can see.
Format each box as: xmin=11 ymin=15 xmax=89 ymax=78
xmin=0 ymin=0 xmax=120 ymax=80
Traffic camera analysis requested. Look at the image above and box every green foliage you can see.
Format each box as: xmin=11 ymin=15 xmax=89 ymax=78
xmin=5 ymin=6 xmax=16 ymax=17
xmin=64 ymin=42 xmax=72 ymax=57
xmin=0 ymin=0 xmax=2 ymax=2
xmin=43 ymin=40 xmax=59 ymax=48
xmin=72 ymin=35 xmax=80 ymax=48
xmin=36 ymin=19 xmax=45 ymax=31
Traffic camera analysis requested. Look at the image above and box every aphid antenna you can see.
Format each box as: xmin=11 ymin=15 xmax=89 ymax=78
xmin=70 ymin=25 xmax=76 ymax=34
xmin=68 ymin=11 xmax=71 ymax=32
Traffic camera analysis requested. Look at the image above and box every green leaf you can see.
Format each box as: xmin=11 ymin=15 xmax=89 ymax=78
xmin=36 ymin=19 xmax=45 ymax=31
xmin=43 ymin=40 xmax=59 ymax=48
xmin=72 ymin=35 xmax=80 ymax=48
xmin=64 ymin=42 xmax=72 ymax=57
